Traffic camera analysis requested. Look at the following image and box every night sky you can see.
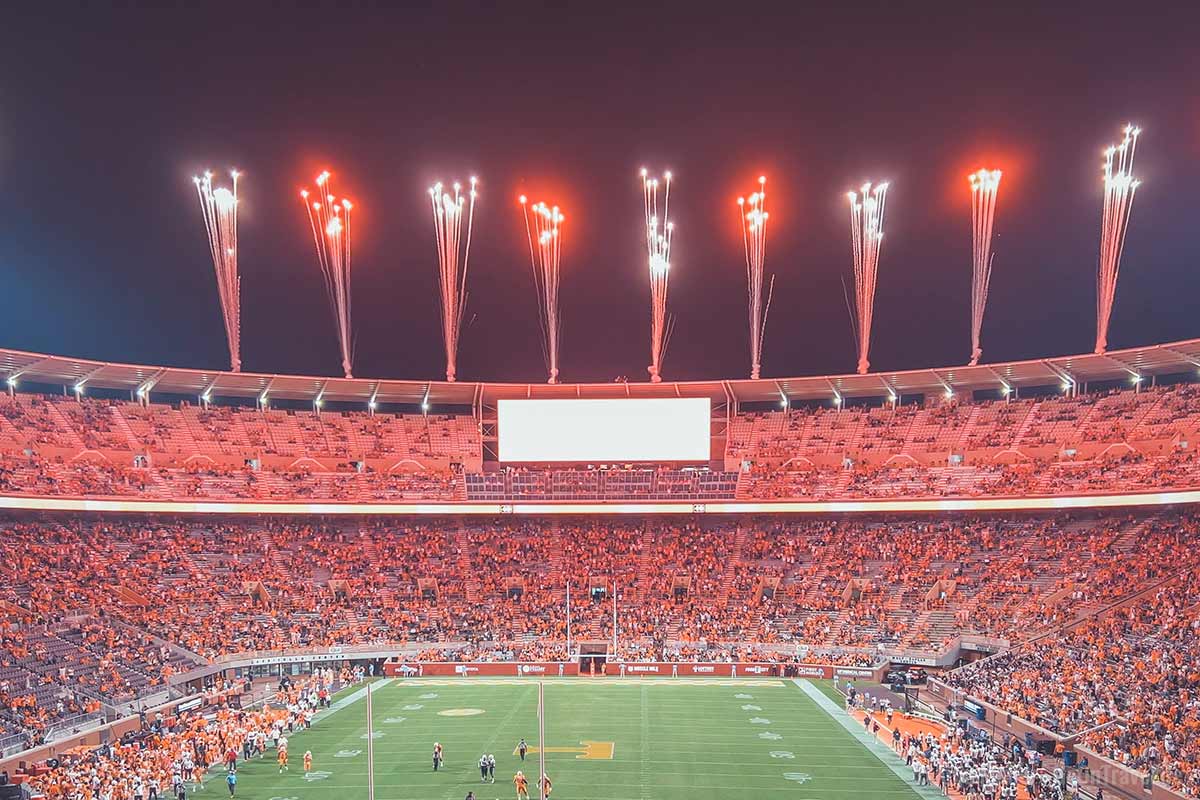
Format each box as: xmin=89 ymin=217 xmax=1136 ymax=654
xmin=1 ymin=3 xmax=1199 ymax=386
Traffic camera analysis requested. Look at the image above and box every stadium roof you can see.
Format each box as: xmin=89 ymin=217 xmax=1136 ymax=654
xmin=2 ymin=338 xmax=1199 ymax=408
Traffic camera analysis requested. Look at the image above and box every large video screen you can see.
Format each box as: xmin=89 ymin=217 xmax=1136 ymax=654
xmin=498 ymin=398 xmax=711 ymax=462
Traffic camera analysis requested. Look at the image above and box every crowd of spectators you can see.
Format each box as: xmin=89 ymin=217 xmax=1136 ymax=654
xmin=25 ymin=669 xmax=344 ymax=800
xmin=848 ymin=685 xmax=1073 ymax=799
xmin=3 ymin=511 xmax=1195 ymax=753
xmin=945 ymin=562 xmax=1200 ymax=794
xmin=2 ymin=382 xmax=1200 ymax=503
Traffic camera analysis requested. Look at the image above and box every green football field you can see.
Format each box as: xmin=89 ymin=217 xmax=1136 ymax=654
xmin=225 ymin=678 xmax=927 ymax=800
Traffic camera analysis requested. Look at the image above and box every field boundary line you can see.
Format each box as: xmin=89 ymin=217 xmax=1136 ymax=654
xmin=321 ymin=678 xmax=395 ymax=723
xmin=792 ymin=679 xmax=944 ymax=800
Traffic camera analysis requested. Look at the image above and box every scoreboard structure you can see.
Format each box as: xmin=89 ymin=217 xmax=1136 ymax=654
xmin=497 ymin=398 xmax=711 ymax=463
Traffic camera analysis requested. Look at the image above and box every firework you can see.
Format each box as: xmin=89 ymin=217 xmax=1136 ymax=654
xmin=641 ymin=168 xmax=675 ymax=383
xmin=520 ymin=196 xmax=565 ymax=384
xmin=968 ymin=168 xmax=1002 ymax=366
xmin=738 ymin=175 xmax=773 ymax=379
xmin=847 ymin=182 xmax=888 ymax=375
xmin=429 ymin=177 xmax=478 ymax=382
xmin=193 ymin=169 xmax=242 ymax=372
xmin=1095 ymin=123 xmax=1141 ymax=355
xmin=300 ymin=170 xmax=355 ymax=378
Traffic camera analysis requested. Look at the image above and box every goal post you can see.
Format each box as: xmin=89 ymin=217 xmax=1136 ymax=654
xmin=366 ymin=680 xmax=375 ymax=800
xmin=538 ymin=681 xmax=547 ymax=800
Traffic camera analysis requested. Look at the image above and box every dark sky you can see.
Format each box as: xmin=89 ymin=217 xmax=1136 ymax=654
xmin=1 ymin=2 xmax=1199 ymax=385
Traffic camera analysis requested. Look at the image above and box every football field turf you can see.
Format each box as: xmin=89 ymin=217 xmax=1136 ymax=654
xmin=228 ymin=678 xmax=926 ymax=800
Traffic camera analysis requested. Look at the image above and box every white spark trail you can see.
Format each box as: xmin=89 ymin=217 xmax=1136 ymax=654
xmin=738 ymin=175 xmax=773 ymax=379
xmin=968 ymin=168 xmax=1001 ymax=366
xmin=642 ymin=168 xmax=675 ymax=383
xmin=521 ymin=196 xmax=565 ymax=383
xmin=300 ymin=170 xmax=355 ymax=378
xmin=1095 ymin=123 xmax=1141 ymax=355
xmin=847 ymin=181 xmax=888 ymax=375
xmin=429 ymin=177 xmax=478 ymax=382
xmin=194 ymin=169 xmax=242 ymax=372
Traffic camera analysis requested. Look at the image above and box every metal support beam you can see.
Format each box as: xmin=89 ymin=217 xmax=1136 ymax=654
xmin=985 ymin=367 xmax=1012 ymax=398
xmin=257 ymin=377 xmax=276 ymax=410
xmin=72 ymin=365 xmax=109 ymax=397
xmin=136 ymin=368 xmax=169 ymax=404
xmin=1042 ymin=361 xmax=1076 ymax=396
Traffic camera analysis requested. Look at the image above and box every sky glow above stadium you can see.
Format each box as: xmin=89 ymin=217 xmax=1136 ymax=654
xmin=0 ymin=5 xmax=1196 ymax=385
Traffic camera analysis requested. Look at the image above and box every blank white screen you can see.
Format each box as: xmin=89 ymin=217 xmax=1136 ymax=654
xmin=498 ymin=398 xmax=711 ymax=462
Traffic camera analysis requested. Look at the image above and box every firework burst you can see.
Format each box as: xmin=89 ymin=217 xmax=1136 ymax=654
xmin=641 ymin=168 xmax=675 ymax=383
xmin=847 ymin=182 xmax=888 ymax=375
xmin=300 ymin=170 xmax=355 ymax=378
xmin=194 ymin=169 xmax=242 ymax=372
xmin=968 ymin=168 xmax=1001 ymax=366
xmin=738 ymin=175 xmax=773 ymax=379
xmin=429 ymin=177 xmax=478 ymax=382
xmin=520 ymin=196 xmax=565 ymax=383
xmin=1095 ymin=123 xmax=1141 ymax=355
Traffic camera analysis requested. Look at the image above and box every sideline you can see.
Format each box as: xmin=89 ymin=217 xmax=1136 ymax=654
xmin=200 ymin=678 xmax=394 ymax=786
xmin=793 ymin=679 xmax=945 ymax=800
